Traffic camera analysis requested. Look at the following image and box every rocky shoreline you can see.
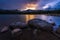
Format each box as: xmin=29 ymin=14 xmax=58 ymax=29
xmin=0 ymin=18 xmax=60 ymax=40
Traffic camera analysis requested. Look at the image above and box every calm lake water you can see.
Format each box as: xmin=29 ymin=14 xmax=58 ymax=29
xmin=35 ymin=15 xmax=60 ymax=31
xmin=0 ymin=14 xmax=26 ymax=26
xmin=0 ymin=14 xmax=60 ymax=31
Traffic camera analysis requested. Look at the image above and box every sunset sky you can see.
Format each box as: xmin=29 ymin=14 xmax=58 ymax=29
xmin=0 ymin=0 xmax=60 ymax=10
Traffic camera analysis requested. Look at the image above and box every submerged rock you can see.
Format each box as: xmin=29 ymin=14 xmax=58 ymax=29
xmin=50 ymin=22 xmax=56 ymax=26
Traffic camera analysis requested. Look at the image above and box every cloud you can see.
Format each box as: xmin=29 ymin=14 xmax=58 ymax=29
xmin=0 ymin=0 xmax=60 ymax=10
xmin=53 ymin=2 xmax=60 ymax=10
xmin=0 ymin=0 xmax=38 ymax=10
xmin=42 ymin=0 xmax=60 ymax=10
xmin=25 ymin=0 xmax=38 ymax=3
xmin=37 ymin=0 xmax=54 ymax=10
xmin=0 ymin=0 xmax=23 ymax=9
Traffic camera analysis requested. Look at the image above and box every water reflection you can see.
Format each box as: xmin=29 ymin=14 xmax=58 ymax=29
xmin=39 ymin=15 xmax=47 ymax=20
xmin=35 ymin=15 xmax=60 ymax=31
xmin=35 ymin=15 xmax=60 ymax=25
xmin=26 ymin=15 xmax=35 ymax=22
xmin=0 ymin=14 xmax=60 ymax=31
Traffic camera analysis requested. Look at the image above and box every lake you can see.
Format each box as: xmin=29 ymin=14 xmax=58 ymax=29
xmin=0 ymin=14 xmax=60 ymax=31
xmin=35 ymin=15 xmax=60 ymax=31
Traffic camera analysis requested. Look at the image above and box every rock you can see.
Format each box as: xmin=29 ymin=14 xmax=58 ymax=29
xmin=0 ymin=26 xmax=9 ymax=33
xmin=12 ymin=28 xmax=22 ymax=40
xmin=56 ymin=27 xmax=60 ymax=34
xmin=9 ymin=22 xmax=27 ymax=30
xmin=11 ymin=28 xmax=22 ymax=34
xmin=0 ymin=26 xmax=12 ymax=40
xmin=49 ymin=19 xmax=56 ymax=26
xmin=50 ymin=22 xmax=56 ymax=26
xmin=28 ymin=18 xmax=53 ymax=31
xmin=20 ymin=28 xmax=35 ymax=40
xmin=9 ymin=22 xmax=29 ymax=40
xmin=37 ymin=30 xmax=59 ymax=40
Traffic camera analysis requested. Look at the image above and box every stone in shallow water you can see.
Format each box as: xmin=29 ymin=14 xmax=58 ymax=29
xmin=0 ymin=27 xmax=12 ymax=40
xmin=1 ymin=26 xmax=9 ymax=33
xmin=11 ymin=28 xmax=22 ymax=34
xmin=9 ymin=22 xmax=27 ymax=30
xmin=12 ymin=28 xmax=22 ymax=40
xmin=28 ymin=18 xmax=53 ymax=31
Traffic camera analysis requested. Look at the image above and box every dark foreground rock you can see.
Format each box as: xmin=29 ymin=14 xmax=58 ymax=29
xmin=20 ymin=28 xmax=35 ymax=40
xmin=0 ymin=20 xmax=60 ymax=40
xmin=12 ymin=28 xmax=22 ymax=40
xmin=28 ymin=19 xmax=53 ymax=31
xmin=27 ymin=19 xmax=60 ymax=40
xmin=56 ymin=27 xmax=60 ymax=34
xmin=0 ymin=26 xmax=12 ymax=40
xmin=19 ymin=28 xmax=60 ymax=40
xmin=9 ymin=22 xmax=27 ymax=30
xmin=36 ymin=30 xmax=60 ymax=40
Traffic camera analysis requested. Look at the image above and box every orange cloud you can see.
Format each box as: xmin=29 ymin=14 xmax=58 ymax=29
xmin=21 ymin=3 xmax=38 ymax=11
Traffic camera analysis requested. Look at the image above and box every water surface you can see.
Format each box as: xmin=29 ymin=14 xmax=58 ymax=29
xmin=35 ymin=15 xmax=60 ymax=31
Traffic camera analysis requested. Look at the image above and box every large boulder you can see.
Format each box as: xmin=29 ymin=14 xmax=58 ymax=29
xmin=28 ymin=19 xmax=53 ymax=31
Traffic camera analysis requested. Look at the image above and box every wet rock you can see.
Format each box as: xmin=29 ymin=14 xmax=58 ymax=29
xmin=56 ymin=27 xmax=60 ymax=34
xmin=11 ymin=28 xmax=22 ymax=34
xmin=33 ymin=29 xmax=42 ymax=40
xmin=0 ymin=26 xmax=12 ymax=40
xmin=50 ymin=22 xmax=56 ymax=26
xmin=12 ymin=28 xmax=22 ymax=40
xmin=9 ymin=22 xmax=27 ymax=30
xmin=0 ymin=26 xmax=9 ymax=33
xmin=20 ymin=28 xmax=35 ymax=40
xmin=28 ymin=18 xmax=53 ymax=31
xmin=37 ymin=30 xmax=59 ymax=40
xmin=49 ymin=19 xmax=56 ymax=26
xmin=8 ymin=22 xmax=30 ymax=40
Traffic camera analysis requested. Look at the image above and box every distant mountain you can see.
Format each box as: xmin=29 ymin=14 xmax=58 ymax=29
xmin=0 ymin=9 xmax=60 ymax=14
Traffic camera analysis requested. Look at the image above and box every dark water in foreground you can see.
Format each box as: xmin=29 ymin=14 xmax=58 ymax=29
xmin=0 ymin=14 xmax=60 ymax=31
xmin=0 ymin=14 xmax=26 ymax=26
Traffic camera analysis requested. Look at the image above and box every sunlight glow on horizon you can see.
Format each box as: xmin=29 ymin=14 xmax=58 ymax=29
xmin=20 ymin=3 xmax=38 ymax=11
